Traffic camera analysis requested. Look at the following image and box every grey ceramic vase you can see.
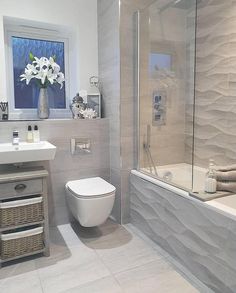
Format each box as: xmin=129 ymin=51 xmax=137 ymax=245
xmin=38 ymin=88 xmax=50 ymax=119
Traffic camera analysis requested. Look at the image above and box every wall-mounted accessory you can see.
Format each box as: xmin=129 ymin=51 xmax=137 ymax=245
xmin=70 ymin=138 xmax=91 ymax=155
xmin=90 ymin=76 xmax=100 ymax=88
xmin=70 ymin=93 xmax=86 ymax=119
xmin=0 ymin=102 xmax=8 ymax=120
xmin=152 ymin=90 xmax=166 ymax=126
xmin=20 ymin=53 xmax=65 ymax=119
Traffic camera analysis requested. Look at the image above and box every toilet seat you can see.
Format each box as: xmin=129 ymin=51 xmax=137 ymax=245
xmin=66 ymin=177 xmax=116 ymax=199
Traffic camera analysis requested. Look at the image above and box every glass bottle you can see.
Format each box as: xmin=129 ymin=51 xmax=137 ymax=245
xmin=204 ymin=159 xmax=217 ymax=193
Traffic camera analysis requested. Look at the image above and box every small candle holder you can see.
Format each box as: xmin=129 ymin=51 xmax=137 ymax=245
xmin=0 ymin=102 xmax=8 ymax=120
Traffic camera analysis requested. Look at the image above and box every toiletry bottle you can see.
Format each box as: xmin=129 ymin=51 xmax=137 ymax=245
xmin=33 ymin=125 xmax=40 ymax=142
xmin=27 ymin=125 xmax=33 ymax=143
xmin=204 ymin=159 xmax=217 ymax=193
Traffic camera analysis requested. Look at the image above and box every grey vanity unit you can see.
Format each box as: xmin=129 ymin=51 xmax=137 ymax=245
xmin=0 ymin=167 xmax=50 ymax=266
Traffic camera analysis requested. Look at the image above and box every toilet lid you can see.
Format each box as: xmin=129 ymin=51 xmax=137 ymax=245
xmin=66 ymin=177 xmax=116 ymax=198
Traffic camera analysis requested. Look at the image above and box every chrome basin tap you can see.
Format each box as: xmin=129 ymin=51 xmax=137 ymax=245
xmin=12 ymin=130 xmax=19 ymax=145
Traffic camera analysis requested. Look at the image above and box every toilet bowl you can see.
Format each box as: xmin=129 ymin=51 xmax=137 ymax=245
xmin=65 ymin=177 xmax=116 ymax=227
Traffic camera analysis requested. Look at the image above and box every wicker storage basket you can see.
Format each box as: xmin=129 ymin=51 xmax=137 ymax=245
xmin=1 ymin=227 xmax=44 ymax=260
xmin=0 ymin=196 xmax=43 ymax=228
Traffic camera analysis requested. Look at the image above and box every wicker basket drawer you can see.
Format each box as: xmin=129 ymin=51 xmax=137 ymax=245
xmin=0 ymin=196 xmax=43 ymax=228
xmin=0 ymin=226 xmax=44 ymax=260
xmin=0 ymin=179 xmax=43 ymax=199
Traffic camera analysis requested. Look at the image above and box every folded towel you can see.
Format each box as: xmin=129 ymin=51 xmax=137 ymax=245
xmin=217 ymin=182 xmax=236 ymax=193
xmin=215 ymin=164 xmax=236 ymax=171
xmin=216 ymin=171 xmax=236 ymax=181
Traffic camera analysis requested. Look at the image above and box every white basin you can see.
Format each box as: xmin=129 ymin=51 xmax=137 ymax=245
xmin=0 ymin=141 xmax=57 ymax=164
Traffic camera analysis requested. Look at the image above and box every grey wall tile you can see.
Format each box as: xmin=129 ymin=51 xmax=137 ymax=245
xmin=0 ymin=119 xmax=110 ymax=226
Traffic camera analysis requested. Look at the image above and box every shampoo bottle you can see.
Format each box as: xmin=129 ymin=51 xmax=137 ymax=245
xmin=204 ymin=159 xmax=217 ymax=193
xmin=27 ymin=125 xmax=33 ymax=143
xmin=33 ymin=125 xmax=40 ymax=142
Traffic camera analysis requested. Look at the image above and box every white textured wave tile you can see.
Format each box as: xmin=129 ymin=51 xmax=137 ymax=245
xmin=192 ymin=0 xmax=236 ymax=168
xmin=130 ymin=173 xmax=236 ymax=293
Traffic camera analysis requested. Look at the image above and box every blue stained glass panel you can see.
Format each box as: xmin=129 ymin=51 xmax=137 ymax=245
xmin=12 ymin=36 xmax=66 ymax=109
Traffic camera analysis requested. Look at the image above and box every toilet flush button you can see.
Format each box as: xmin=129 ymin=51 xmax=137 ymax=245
xmin=70 ymin=138 xmax=91 ymax=155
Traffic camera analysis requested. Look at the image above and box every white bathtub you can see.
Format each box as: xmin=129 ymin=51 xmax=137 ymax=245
xmin=134 ymin=165 xmax=236 ymax=218
xmin=141 ymin=163 xmax=206 ymax=191
xmin=207 ymin=194 xmax=236 ymax=216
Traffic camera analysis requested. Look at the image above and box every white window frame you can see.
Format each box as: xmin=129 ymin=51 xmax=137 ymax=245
xmin=5 ymin=24 xmax=71 ymax=120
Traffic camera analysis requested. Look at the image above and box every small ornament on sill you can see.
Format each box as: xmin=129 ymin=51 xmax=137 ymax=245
xmin=0 ymin=102 xmax=8 ymax=120
xmin=70 ymin=93 xmax=86 ymax=119
xmin=79 ymin=108 xmax=97 ymax=119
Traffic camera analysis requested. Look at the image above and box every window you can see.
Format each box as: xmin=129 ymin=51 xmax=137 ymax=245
xmin=149 ymin=53 xmax=172 ymax=76
xmin=5 ymin=20 xmax=70 ymax=119
xmin=12 ymin=36 xmax=66 ymax=109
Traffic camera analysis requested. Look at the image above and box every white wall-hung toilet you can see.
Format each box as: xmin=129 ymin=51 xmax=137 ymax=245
xmin=65 ymin=177 xmax=116 ymax=227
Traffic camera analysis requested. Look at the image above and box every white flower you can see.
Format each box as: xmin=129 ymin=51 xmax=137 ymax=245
xmin=20 ymin=71 xmax=33 ymax=85
xmin=20 ymin=55 xmax=65 ymax=89
xmin=57 ymin=72 xmax=65 ymax=89
xmin=49 ymin=57 xmax=60 ymax=73
xmin=33 ymin=57 xmax=49 ymax=70
xmin=47 ymin=69 xmax=58 ymax=85
xmin=80 ymin=108 xmax=97 ymax=119
xmin=35 ymin=68 xmax=48 ymax=85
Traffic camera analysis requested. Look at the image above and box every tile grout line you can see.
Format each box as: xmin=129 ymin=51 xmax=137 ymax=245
xmin=92 ymin=247 xmax=125 ymax=292
xmin=91 ymin=227 xmax=174 ymax=291
xmin=34 ymin=259 xmax=46 ymax=293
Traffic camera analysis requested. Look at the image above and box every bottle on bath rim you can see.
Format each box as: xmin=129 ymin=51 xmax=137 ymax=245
xmin=204 ymin=159 xmax=217 ymax=193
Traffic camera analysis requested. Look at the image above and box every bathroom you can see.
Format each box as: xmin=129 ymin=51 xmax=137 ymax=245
xmin=0 ymin=0 xmax=235 ymax=292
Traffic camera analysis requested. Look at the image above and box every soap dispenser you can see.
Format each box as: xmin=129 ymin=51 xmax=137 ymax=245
xmin=33 ymin=125 xmax=40 ymax=142
xmin=27 ymin=125 xmax=33 ymax=143
xmin=204 ymin=159 xmax=217 ymax=193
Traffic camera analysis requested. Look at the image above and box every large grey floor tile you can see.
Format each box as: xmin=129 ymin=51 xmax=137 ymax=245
xmin=62 ymin=276 xmax=123 ymax=293
xmin=0 ymin=268 xmax=43 ymax=293
xmin=0 ymin=258 xmax=36 ymax=280
xmin=0 ymin=221 xmax=206 ymax=293
xmin=115 ymin=259 xmax=199 ymax=293
xmin=37 ymin=247 xmax=110 ymax=293
xmin=72 ymin=220 xmax=163 ymax=275
xmin=95 ymin=232 xmax=162 ymax=274
xmin=35 ymin=224 xmax=111 ymax=293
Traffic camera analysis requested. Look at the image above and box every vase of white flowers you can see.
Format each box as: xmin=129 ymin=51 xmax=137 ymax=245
xmin=20 ymin=53 xmax=65 ymax=119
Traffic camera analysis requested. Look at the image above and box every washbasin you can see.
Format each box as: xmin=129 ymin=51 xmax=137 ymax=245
xmin=0 ymin=141 xmax=57 ymax=164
